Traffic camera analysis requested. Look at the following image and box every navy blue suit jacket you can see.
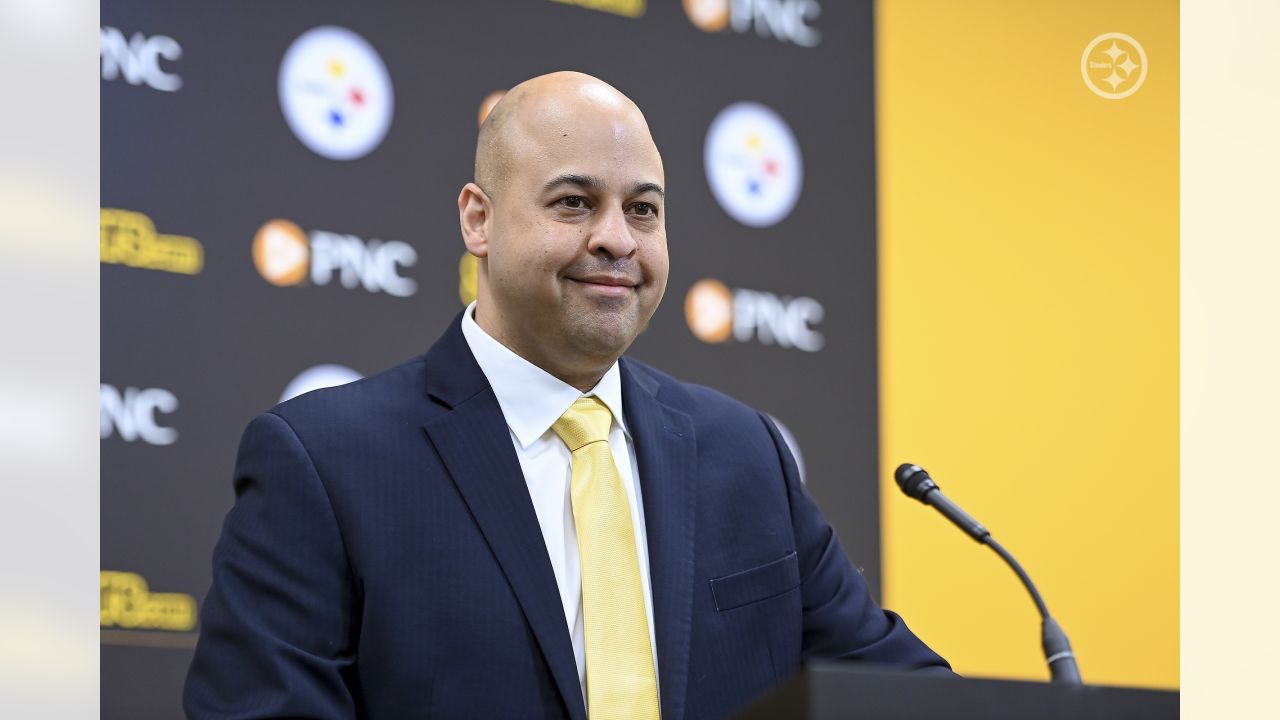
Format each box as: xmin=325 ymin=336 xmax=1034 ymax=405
xmin=184 ymin=315 xmax=949 ymax=719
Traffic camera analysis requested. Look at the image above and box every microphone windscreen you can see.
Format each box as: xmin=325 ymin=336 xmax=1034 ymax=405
xmin=895 ymin=463 xmax=938 ymax=501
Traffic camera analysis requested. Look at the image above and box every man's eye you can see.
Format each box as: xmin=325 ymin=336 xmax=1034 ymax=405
xmin=560 ymin=196 xmax=587 ymax=209
xmin=631 ymin=202 xmax=656 ymax=217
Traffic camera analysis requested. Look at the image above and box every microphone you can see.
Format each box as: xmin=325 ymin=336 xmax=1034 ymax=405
xmin=895 ymin=463 xmax=1083 ymax=685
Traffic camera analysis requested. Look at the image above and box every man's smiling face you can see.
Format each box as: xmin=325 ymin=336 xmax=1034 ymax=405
xmin=461 ymin=74 xmax=669 ymax=387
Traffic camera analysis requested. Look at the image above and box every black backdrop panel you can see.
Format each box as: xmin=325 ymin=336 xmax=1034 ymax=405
xmin=101 ymin=1 xmax=878 ymax=715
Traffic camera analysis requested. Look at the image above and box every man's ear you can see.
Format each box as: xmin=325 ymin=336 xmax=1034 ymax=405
xmin=458 ymin=182 xmax=492 ymax=258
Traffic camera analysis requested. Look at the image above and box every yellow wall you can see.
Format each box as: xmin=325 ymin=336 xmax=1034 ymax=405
xmin=877 ymin=0 xmax=1178 ymax=688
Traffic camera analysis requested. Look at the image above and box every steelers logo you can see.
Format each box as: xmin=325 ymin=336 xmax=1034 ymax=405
xmin=280 ymin=364 xmax=363 ymax=403
xmin=704 ymin=101 xmax=804 ymax=228
xmin=1081 ymin=33 xmax=1148 ymax=100
xmin=278 ymin=26 xmax=394 ymax=160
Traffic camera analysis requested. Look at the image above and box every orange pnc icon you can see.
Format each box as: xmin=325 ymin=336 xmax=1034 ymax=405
xmin=253 ymin=219 xmax=310 ymax=286
xmin=685 ymin=278 xmax=734 ymax=343
xmin=684 ymin=0 xmax=730 ymax=32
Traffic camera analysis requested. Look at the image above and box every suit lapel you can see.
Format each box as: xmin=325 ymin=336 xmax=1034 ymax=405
xmin=622 ymin=360 xmax=697 ymax=720
xmin=421 ymin=318 xmax=586 ymax=720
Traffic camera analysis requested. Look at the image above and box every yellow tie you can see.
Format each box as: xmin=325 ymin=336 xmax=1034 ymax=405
xmin=552 ymin=397 xmax=660 ymax=720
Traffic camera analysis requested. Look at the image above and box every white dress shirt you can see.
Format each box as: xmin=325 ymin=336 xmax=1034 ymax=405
xmin=460 ymin=302 xmax=659 ymax=703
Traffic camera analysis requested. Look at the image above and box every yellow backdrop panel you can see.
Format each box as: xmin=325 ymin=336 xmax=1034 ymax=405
xmin=876 ymin=0 xmax=1178 ymax=688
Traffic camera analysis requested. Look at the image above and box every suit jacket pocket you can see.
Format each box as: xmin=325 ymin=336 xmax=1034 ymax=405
xmin=709 ymin=551 xmax=800 ymax=611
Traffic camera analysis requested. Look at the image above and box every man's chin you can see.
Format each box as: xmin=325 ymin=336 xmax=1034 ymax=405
xmin=563 ymin=313 xmax=641 ymax=360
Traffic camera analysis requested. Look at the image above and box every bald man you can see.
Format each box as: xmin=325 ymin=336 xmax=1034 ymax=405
xmin=185 ymin=72 xmax=950 ymax=720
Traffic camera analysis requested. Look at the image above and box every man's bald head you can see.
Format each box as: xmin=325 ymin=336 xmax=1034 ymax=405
xmin=458 ymin=70 xmax=669 ymax=391
xmin=474 ymin=71 xmax=658 ymax=199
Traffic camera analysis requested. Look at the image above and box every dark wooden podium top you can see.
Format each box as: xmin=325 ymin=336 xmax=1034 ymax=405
xmin=735 ymin=662 xmax=1179 ymax=719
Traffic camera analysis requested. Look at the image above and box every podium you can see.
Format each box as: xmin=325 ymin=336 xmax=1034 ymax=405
xmin=735 ymin=662 xmax=1179 ymax=719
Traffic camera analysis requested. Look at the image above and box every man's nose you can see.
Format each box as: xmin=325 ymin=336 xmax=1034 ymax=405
xmin=587 ymin=205 xmax=639 ymax=259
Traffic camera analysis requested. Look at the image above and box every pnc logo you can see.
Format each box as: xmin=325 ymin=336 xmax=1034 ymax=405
xmin=684 ymin=0 xmax=821 ymax=47
xmin=683 ymin=0 xmax=730 ymax=31
xmin=253 ymin=219 xmax=419 ymax=297
xmin=100 ymin=26 xmax=182 ymax=92
xmin=280 ymin=364 xmax=364 ymax=403
xmin=278 ymin=26 xmax=394 ymax=160
xmin=704 ymin=102 xmax=803 ymax=228
xmin=1081 ymin=33 xmax=1148 ymax=100
xmin=685 ymin=278 xmax=825 ymax=352
xmin=100 ymin=384 xmax=178 ymax=446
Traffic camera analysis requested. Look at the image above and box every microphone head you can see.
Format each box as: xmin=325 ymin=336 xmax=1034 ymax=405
xmin=895 ymin=463 xmax=939 ymax=502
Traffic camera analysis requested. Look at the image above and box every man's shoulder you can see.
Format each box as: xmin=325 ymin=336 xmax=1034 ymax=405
xmin=266 ymin=352 xmax=433 ymax=430
xmin=621 ymin=356 xmax=769 ymax=429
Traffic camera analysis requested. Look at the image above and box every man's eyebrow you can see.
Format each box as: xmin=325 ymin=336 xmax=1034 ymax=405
xmin=542 ymin=174 xmax=603 ymax=194
xmin=540 ymin=174 xmax=665 ymax=199
xmin=629 ymin=182 xmax=665 ymax=199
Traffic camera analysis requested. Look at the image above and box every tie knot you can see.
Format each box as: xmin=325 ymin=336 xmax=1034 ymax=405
xmin=551 ymin=396 xmax=613 ymax=452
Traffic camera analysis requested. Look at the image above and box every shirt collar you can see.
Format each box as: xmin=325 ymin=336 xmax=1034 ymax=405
xmin=460 ymin=301 xmax=628 ymax=449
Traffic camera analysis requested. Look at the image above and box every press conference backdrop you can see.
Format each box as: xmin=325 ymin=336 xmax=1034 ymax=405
xmin=100 ymin=0 xmax=1177 ymax=716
